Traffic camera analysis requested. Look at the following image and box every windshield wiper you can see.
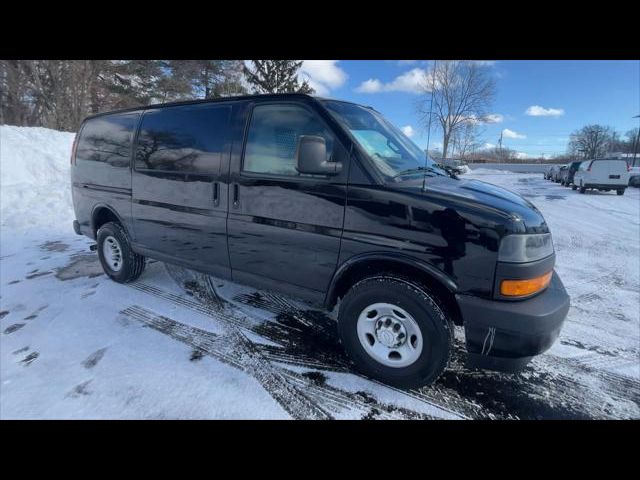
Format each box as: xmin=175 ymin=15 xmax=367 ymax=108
xmin=392 ymin=166 xmax=444 ymax=179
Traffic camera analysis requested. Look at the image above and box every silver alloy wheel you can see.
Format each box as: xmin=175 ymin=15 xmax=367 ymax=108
xmin=356 ymin=302 xmax=423 ymax=368
xmin=102 ymin=235 xmax=123 ymax=272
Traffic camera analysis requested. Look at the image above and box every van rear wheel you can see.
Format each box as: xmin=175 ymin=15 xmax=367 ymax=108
xmin=337 ymin=276 xmax=453 ymax=388
xmin=97 ymin=222 xmax=146 ymax=283
xmin=617 ymin=189 xmax=625 ymax=196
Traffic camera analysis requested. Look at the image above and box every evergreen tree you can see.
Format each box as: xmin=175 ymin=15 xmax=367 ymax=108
xmin=243 ymin=60 xmax=314 ymax=94
xmin=100 ymin=60 xmax=166 ymax=108
xmin=168 ymin=60 xmax=247 ymax=99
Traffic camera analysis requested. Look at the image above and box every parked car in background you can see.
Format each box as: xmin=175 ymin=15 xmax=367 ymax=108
xmin=70 ymin=93 xmax=569 ymax=388
xmin=573 ymin=159 xmax=630 ymax=195
xmin=628 ymin=164 xmax=640 ymax=188
xmin=561 ymin=161 xmax=583 ymax=187
xmin=547 ymin=165 xmax=561 ymax=181
xmin=554 ymin=165 xmax=568 ymax=183
xmin=436 ymin=163 xmax=461 ymax=177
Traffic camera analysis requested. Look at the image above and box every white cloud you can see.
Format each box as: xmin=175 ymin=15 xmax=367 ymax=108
xmin=502 ymin=128 xmax=526 ymax=139
xmin=299 ymin=60 xmax=348 ymax=96
xmin=483 ymin=142 xmax=496 ymax=149
xmin=472 ymin=60 xmax=497 ymax=66
xmin=385 ymin=68 xmax=428 ymax=93
xmin=355 ymin=78 xmax=384 ymax=93
xmin=398 ymin=60 xmax=418 ymax=66
xmin=515 ymin=151 xmax=533 ymax=159
xmin=401 ymin=125 xmax=415 ymax=137
xmin=485 ymin=114 xmax=504 ymax=123
xmin=525 ymin=105 xmax=565 ymax=117
xmin=355 ymin=68 xmax=428 ymax=94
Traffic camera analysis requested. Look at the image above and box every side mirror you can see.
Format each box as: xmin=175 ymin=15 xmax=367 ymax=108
xmin=295 ymin=135 xmax=342 ymax=175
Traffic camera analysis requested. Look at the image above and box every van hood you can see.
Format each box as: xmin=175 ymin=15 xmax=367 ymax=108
xmin=389 ymin=176 xmax=548 ymax=233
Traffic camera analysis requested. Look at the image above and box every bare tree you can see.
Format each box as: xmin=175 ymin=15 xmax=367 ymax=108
xmin=626 ymin=127 xmax=639 ymax=154
xmin=418 ymin=61 xmax=496 ymax=159
xmin=568 ymin=125 xmax=613 ymax=159
xmin=450 ymin=120 xmax=482 ymax=159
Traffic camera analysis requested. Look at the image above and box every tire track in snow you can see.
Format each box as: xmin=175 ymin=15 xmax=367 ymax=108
xmin=127 ymin=282 xmax=464 ymax=419
xmin=229 ymin=290 xmax=473 ymax=418
xmin=121 ymin=304 xmax=448 ymax=419
xmin=121 ymin=305 xmax=331 ymax=419
xmin=130 ymin=266 xmax=637 ymax=419
xmin=229 ymin=288 xmax=639 ymax=419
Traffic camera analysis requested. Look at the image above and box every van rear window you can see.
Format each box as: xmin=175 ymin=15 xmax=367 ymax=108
xmin=76 ymin=113 xmax=139 ymax=167
xmin=135 ymin=105 xmax=230 ymax=175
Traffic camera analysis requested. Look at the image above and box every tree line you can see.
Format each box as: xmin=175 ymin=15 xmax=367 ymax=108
xmin=415 ymin=61 xmax=638 ymax=163
xmin=566 ymin=124 xmax=639 ymax=160
xmin=0 ymin=60 xmax=313 ymax=131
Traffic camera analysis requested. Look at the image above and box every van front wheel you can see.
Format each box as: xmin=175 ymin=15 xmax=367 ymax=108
xmin=338 ymin=276 xmax=453 ymax=388
xmin=97 ymin=222 xmax=146 ymax=283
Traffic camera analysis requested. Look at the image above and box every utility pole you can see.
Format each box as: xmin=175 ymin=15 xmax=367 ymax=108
xmin=422 ymin=60 xmax=437 ymax=192
xmin=633 ymin=115 xmax=639 ymax=167
xmin=498 ymin=130 xmax=503 ymax=163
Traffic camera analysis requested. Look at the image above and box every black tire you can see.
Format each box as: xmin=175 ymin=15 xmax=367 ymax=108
xmin=617 ymin=189 xmax=625 ymax=196
xmin=96 ymin=221 xmax=146 ymax=283
xmin=579 ymin=186 xmax=586 ymax=194
xmin=571 ymin=185 xmax=577 ymax=190
xmin=337 ymin=275 xmax=453 ymax=389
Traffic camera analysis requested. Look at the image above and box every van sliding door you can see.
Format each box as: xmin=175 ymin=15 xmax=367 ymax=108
xmin=131 ymin=103 xmax=232 ymax=278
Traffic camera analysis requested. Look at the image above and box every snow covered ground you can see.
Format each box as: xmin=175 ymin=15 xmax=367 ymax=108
xmin=1 ymin=126 xmax=639 ymax=419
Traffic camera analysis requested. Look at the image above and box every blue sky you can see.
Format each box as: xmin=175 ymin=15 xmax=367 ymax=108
xmin=299 ymin=60 xmax=640 ymax=158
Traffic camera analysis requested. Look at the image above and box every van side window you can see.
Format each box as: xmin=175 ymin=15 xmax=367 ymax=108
xmin=76 ymin=113 xmax=139 ymax=167
xmin=243 ymin=104 xmax=334 ymax=176
xmin=135 ymin=105 xmax=230 ymax=175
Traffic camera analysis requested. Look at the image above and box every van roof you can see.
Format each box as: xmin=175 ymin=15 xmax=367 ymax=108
xmin=82 ymin=93 xmax=374 ymax=121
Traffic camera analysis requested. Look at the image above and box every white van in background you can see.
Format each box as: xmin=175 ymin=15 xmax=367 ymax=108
xmin=573 ymin=159 xmax=630 ymax=195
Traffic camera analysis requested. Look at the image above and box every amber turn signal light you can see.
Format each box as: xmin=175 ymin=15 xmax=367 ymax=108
xmin=500 ymin=271 xmax=553 ymax=297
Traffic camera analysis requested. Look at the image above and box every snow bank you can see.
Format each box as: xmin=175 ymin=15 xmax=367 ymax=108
xmin=0 ymin=125 xmax=76 ymax=231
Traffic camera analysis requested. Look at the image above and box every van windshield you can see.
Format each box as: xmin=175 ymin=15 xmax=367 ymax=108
xmin=320 ymin=100 xmax=446 ymax=180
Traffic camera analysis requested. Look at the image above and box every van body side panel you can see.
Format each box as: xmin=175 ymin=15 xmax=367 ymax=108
xmin=130 ymin=103 xmax=233 ymax=278
xmin=226 ymin=99 xmax=349 ymax=298
xmin=71 ymin=112 xmax=140 ymax=238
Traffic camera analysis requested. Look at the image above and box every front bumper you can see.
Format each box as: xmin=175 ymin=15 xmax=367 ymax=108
xmin=456 ymin=271 xmax=569 ymax=372
xmin=584 ymin=183 xmax=627 ymax=190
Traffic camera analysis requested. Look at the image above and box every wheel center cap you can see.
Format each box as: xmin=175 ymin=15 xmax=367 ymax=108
xmin=375 ymin=317 xmax=406 ymax=348
xmin=377 ymin=329 xmax=396 ymax=347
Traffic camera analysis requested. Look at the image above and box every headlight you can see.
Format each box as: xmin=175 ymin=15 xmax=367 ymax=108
xmin=498 ymin=233 xmax=554 ymax=263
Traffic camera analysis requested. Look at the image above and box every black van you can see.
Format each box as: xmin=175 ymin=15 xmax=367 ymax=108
xmin=71 ymin=93 xmax=570 ymax=387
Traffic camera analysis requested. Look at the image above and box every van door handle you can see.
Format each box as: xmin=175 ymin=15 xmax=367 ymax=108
xmin=233 ymin=183 xmax=240 ymax=207
xmin=212 ymin=182 xmax=220 ymax=207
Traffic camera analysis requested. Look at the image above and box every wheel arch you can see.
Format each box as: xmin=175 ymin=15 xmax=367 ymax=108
xmin=91 ymin=204 xmax=128 ymax=239
xmin=325 ymin=253 xmax=463 ymax=325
